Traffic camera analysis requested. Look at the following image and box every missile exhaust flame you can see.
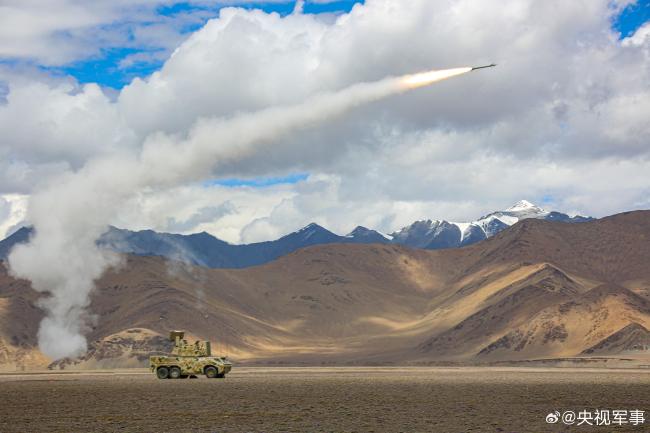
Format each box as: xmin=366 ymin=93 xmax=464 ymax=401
xmin=399 ymin=67 xmax=473 ymax=89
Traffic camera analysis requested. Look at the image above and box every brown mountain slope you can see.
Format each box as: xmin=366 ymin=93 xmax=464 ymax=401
xmin=0 ymin=265 xmax=48 ymax=370
xmin=474 ymin=283 xmax=650 ymax=360
xmin=468 ymin=210 xmax=650 ymax=283
xmin=1 ymin=210 xmax=650 ymax=369
xmin=417 ymin=264 xmax=583 ymax=359
xmin=582 ymin=322 xmax=650 ymax=355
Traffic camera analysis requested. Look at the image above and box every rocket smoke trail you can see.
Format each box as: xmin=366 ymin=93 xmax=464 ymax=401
xmin=8 ymin=67 xmax=473 ymax=359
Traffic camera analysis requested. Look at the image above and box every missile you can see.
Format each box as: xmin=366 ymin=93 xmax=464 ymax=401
xmin=471 ymin=63 xmax=496 ymax=71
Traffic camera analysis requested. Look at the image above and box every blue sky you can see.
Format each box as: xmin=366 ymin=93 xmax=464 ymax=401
xmin=613 ymin=0 xmax=650 ymax=36
xmin=206 ymin=173 xmax=309 ymax=188
xmin=53 ymin=1 xmax=365 ymax=90
xmin=44 ymin=0 xmax=647 ymax=91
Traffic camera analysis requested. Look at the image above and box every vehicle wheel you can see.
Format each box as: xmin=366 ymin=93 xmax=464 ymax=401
xmin=170 ymin=367 xmax=182 ymax=379
xmin=204 ymin=366 xmax=218 ymax=378
xmin=156 ymin=367 xmax=169 ymax=379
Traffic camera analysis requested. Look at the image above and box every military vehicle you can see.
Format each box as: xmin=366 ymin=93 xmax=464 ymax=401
xmin=149 ymin=331 xmax=232 ymax=379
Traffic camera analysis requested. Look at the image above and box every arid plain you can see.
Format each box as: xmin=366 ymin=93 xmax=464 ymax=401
xmin=1 ymin=367 xmax=649 ymax=433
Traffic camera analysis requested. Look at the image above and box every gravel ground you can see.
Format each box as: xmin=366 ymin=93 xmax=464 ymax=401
xmin=0 ymin=367 xmax=648 ymax=433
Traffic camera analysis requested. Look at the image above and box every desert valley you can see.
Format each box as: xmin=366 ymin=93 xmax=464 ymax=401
xmin=1 ymin=210 xmax=649 ymax=370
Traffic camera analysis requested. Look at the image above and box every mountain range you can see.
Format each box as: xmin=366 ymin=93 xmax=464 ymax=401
xmin=390 ymin=200 xmax=592 ymax=248
xmin=0 ymin=200 xmax=592 ymax=268
xmin=0 ymin=209 xmax=648 ymax=370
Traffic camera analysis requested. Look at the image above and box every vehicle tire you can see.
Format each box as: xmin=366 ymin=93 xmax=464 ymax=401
xmin=205 ymin=366 xmax=218 ymax=378
xmin=156 ymin=366 xmax=169 ymax=379
xmin=170 ymin=367 xmax=182 ymax=379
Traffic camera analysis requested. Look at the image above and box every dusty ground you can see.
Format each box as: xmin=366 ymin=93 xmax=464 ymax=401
xmin=0 ymin=367 xmax=648 ymax=433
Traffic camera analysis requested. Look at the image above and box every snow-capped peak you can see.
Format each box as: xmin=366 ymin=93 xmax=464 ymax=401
xmin=505 ymin=200 xmax=543 ymax=212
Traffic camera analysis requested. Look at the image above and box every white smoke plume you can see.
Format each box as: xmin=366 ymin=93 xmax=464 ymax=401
xmin=8 ymin=68 xmax=470 ymax=359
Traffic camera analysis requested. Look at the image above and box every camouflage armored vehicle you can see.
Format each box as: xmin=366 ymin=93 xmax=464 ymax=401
xmin=149 ymin=331 xmax=232 ymax=379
